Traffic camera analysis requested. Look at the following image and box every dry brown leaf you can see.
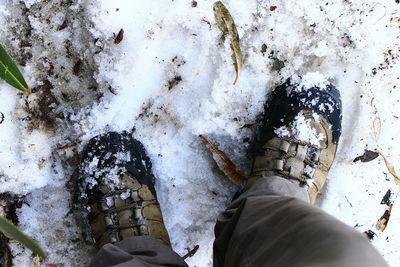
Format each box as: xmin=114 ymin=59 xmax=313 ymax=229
xmin=38 ymin=158 xmax=47 ymax=170
xmin=114 ymin=29 xmax=124 ymax=44
xmin=381 ymin=189 xmax=392 ymax=206
xmin=213 ymin=1 xmax=242 ymax=85
xmin=199 ymin=134 xmax=245 ymax=185
xmin=73 ymin=59 xmax=82 ymax=76
xmin=353 ymin=150 xmax=379 ymax=163
xmin=376 ymin=204 xmax=393 ymax=232
xmin=364 ymin=229 xmax=376 ymax=240
xmin=376 ymin=149 xmax=400 ymax=183
xmin=182 ymin=244 xmax=199 ymax=260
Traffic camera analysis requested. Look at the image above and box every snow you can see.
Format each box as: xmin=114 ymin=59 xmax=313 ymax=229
xmin=299 ymin=72 xmax=330 ymax=91
xmin=0 ymin=0 xmax=400 ymax=266
xmin=119 ymin=190 xmax=131 ymax=201
xmin=274 ymin=111 xmax=325 ymax=146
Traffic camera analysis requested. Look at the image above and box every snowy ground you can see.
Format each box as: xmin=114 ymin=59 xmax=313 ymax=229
xmin=0 ymin=0 xmax=400 ymax=266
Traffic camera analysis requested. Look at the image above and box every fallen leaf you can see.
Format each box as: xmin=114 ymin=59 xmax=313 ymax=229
xmin=73 ymin=59 xmax=82 ymax=75
xmin=364 ymin=229 xmax=376 ymax=240
xmin=38 ymin=158 xmax=47 ymax=170
xmin=272 ymin=58 xmax=285 ymax=72
xmin=376 ymin=149 xmax=400 ymax=182
xmin=376 ymin=204 xmax=393 ymax=232
xmin=213 ymin=1 xmax=242 ymax=85
xmin=57 ymin=20 xmax=68 ymax=31
xmin=353 ymin=150 xmax=379 ymax=163
xmin=238 ymin=123 xmax=254 ymax=129
xmin=114 ymin=29 xmax=124 ymax=44
xmin=199 ymin=134 xmax=245 ymax=184
xmin=182 ymin=244 xmax=199 ymax=260
xmin=167 ymin=75 xmax=182 ymax=90
xmin=381 ymin=189 xmax=392 ymax=206
xmin=261 ymin=43 xmax=267 ymax=53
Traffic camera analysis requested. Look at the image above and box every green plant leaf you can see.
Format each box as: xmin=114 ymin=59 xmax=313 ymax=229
xmin=0 ymin=216 xmax=46 ymax=259
xmin=0 ymin=44 xmax=30 ymax=93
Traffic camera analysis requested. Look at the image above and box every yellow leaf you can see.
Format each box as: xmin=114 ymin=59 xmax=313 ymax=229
xmin=213 ymin=1 xmax=243 ymax=85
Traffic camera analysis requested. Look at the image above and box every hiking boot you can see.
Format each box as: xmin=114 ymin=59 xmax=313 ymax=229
xmin=248 ymin=76 xmax=342 ymax=204
xmin=78 ymin=131 xmax=171 ymax=248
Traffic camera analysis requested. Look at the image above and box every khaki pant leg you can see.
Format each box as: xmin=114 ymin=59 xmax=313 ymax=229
xmin=89 ymin=236 xmax=188 ymax=267
xmin=214 ymin=177 xmax=389 ymax=267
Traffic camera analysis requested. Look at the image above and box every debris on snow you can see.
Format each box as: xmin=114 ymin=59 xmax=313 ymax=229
xmin=213 ymin=1 xmax=242 ymax=85
xmin=377 ymin=149 xmax=400 ymax=183
xmin=353 ymin=150 xmax=379 ymax=163
xmin=182 ymin=244 xmax=200 ymax=260
xmin=376 ymin=204 xmax=393 ymax=232
xmin=380 ymin=190 xmax=392 ymax=206
xmin=199 ymin=134 xmax=245 ymax=185
xmin=364 ymin=229 xmax=377 ymax=240
xmin=114 ymin=29 xmax=124 ymax=44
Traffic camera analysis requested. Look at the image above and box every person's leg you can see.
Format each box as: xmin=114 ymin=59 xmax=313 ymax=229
xmin=214 ymin=176 xmax=388 ymax=267
xmin=214 ymin=76 xmax=389 ymax=267
xmin=89 ymin=236 xmax=187 ymax=267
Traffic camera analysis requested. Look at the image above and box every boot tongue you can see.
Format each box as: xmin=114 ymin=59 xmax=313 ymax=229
xmin=274 ymin=111 xmax=328 ymax=149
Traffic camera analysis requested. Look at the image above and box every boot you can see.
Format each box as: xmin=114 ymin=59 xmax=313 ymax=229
xmin=78 ymin=131 xmax=170 ymax=248
xmin=248 ymin=76 xmax=342 ymax=204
